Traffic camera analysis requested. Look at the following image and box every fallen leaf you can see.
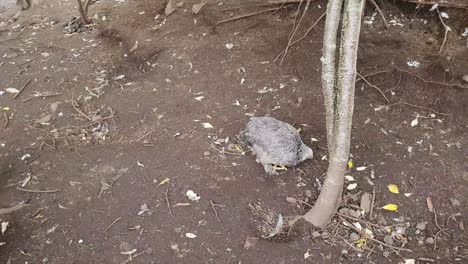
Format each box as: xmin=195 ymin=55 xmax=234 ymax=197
xmin=347 ymin=183 xmax=358 ymax=190
xmin=304 ymin=250 xmax=312 ymax=259
xmin=404 ymin=259 xmax=415 ymax=264
xmin=1 ymin=222 xmax=8 ymax=235
xmin=410 ymin=117 xmax=418 ymax=127
xmin=120 ymin=249 xmax=137 ymax=255
xmin=382 ymin=204 xmax=398 ymax=211
xmin=165 ymin=0 xmax=176 ymax=16
xmin=185 ymin=233 xmax=197 ymax=238
xmin=194 ymin=96 xmax=205 ymax=101
xmin=5 ymin=88 xmax=19 ymax=94
xmin=347 ymin=160 xmax=353 ymax=168
xmin=202 ymin=122 xmax=213 ymax=129
xmin=344 ymin=175 xmax=355 ymax=181
xmin=360 ymin=193 xmax=372 ymax=214
xmin=264 ymin=214 xmax=283 ymax=238
xmin=356 ymin=166 xmax=367 ymax=171
xmin=157 ymin=178 xmax=170 ymax=187
xmin=192 ymin=2 xmax=206 ymax=14
xmin=387 ymin=184 xmax=400 ymax=194
xmin=285 ymin=197 xmax=297 ymax=204
xmin=426 ymin=197 xmax=434 ymax=212
xmin=404 ymin=193 xmax=413 ymax=197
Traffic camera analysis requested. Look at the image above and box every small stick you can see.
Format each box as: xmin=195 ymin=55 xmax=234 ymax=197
xmin=71 ymin=100 xmax=92 ymax=121
xmin=105 ymin=217 xmax=122 ymax=232
xmin=369 ymin=0 xmax=389 ymax=29
xmin=418 ymin=257 xmax=435 ymax=262
xmin=121 ymin=251 xmax=145 ymax=264
xmin=0 ymin=202 xmax=29 ymax=215
xmin=275 ymin=11 xmax=326 ymax=62
xmin=279 ymin=0 xmax=311 ymax=63
xmin=210 ymin=200 xmax=222 ymax=224
xmin=17 ymin=187 xmax=60 ymax=193
xmin=370 ymin=187 xmax=376 ymax=220
xmin=3 ymin=113 xmax=8 ymax=128
xmin=339 ymin=216 xmax=413 ymax=252
xmin=392 ymin=66 xmax=467 ymax=89
xmin=336 ymin=212 xmax=384 ymax=228
xmin=13 ymin=79 xmax=31 ymax=100
xmin=357 ymin=69 xmax=391 ymax=80
xmin=215 ymin=7 xmax=282 ymax=26
xmin=436 ymin=8 xmax=451 ymax=54
xmin=387 ymin=102 xmax=451 ymax=116
xmin=356 ymin=72 xmax=390 ymax=103
xmin=164 ymin=189 xmax=173 ymax=216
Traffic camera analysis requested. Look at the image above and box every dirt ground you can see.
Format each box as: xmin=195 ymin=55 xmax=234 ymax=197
xmin=0 ymin=0 xmax=467 ymax=263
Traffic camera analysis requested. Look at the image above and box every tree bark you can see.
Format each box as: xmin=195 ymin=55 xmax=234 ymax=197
xmin=321 ymin=0 xmax=343 ymax=152
xmin=304 ymin=0 xmax=364 ymax=228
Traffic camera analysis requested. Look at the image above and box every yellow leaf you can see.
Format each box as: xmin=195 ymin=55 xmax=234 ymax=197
xmin=2 ymin=107 xmax=10 ymax=111
xmin=347 ymin=160 xmax=353 ymax=168
xmin=297 ymin=128 xmax=302 ymax=133
xmin=386 ymin=227 xmax=392 ymax=233
xmin=387 ymin=184 xmax=400 ymax=194
xmin=382 ymin=204 xmax=398 ymax=211
xmin=157 ymin=178 xmax=170 ymax=187
xmin=354 ymin=238 xmax=367 ymax=248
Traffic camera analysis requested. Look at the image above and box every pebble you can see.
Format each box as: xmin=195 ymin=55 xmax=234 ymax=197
xmin=312 ymin=231 xmax=321 ymax=238
xmin=203 ymin=151 xmax=210 ymax=156
xmin=416 ymin=222 xmax=427 ymax=231
xmin=383 ymin=235 xmax=394 ymax=246
xmin=425 ymin=237 xmax=435 ymax=244
xmin=349 ymin=232 xmax=360 ymax=242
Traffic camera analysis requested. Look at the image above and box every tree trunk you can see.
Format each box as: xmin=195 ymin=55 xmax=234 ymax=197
xmin=303 ymin=0 xmax=364 ymax=228
xmin=77 ymin=0 xmax=92 ymax=25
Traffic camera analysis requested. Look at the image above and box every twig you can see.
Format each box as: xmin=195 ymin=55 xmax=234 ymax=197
xmin=418 ymin=257 xmax=435 ymax=262
xmin=370 ymin=187 xmax=376 ymax=220
xmin=0 ymin=202 xmax=29 ymax=215
xmin=3 ymin=113 xmax=8 ymax=128
xmin=358 ymin=69 xmax=391 ymax=80
xmin=210 ymin=200 xmax=222 ymax=224
xmin=71 ymin=100 xmax=92 ymax=121
xmin=433 ymin=208 xmax=450 ymax=250
xmin=275 ymin=11 xmax=326 ymax=62
xmin=356 ymin=72 xmax=390 ymax=103
xmin=105 ymin=217 xmax=122 ymax=232
xmin=387 ymin=102 xmax=451 ymax=116
xmin=392 ymin=66 xmax=467 ymax=89
xmin=13 ymin=79 xmax=31 ymax=100
xmin=215 ymin=7 xmax=283 ymax=26
xmin=121 ymin=251 xmax=145 ymax=264
xmin=164 ymin=189 xmax=173 ymax=216
xmin=339 ymin=217 xmax=412 ymax=252
xmin=17 ymin=187 xmax=60 ymax=193
xmin=436 ymin=8 xmax=451 ymax=53
xmin=369 ymin=0 xmax=389 ymax=29
xmin=279 ymin=0 xmax=312 ymax=63
xmin=336 ymin=212 xmax=384 ymax=228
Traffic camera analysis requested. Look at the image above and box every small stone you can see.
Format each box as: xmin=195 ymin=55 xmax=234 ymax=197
xmin=321 ymin=232 xmax=330 ymax=239
xmin=426 ymin=38 xmax=435 ymax=45
xmin=285 ymin=197 xmax=297 ymax=204
xmin=305 ymin=190 xmax=312 ymax=198
xmin=425 ymin=237 xmax=435 ymax=244
xmin=449 ymin=198 xmax=461 ymax=207
xmin=349 ymin=232 xmax=360 ymax=242
xmin=415 ymin=230 xmax=421 ymax=235
xmin=383 ymin=235 xmax=394 ymax=245
xmin=312 ymin=231 xmax=321 ymax=238
xmin=383 ymin=251 xmax=390 ymax=258
xmin=360 ymin=192 xmax=372 ymax=214
xmin=462 ymin=75 xmax=468 ymax=83
xmin=176 ymin=1 xmax=184 ymax=7
xmin=203 ymin=151 xmax=211 ymax=156
xmin=244 ymin=237 xmax=258 ymax=249
xmin=416 ymin=222 xmax=427 ymax=231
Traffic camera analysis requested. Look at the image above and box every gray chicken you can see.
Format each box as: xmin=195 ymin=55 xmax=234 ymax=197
xmin=240 ymin=116 xmax=313 ymax=175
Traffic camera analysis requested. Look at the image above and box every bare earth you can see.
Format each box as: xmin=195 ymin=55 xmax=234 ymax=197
xmin=0 ymin=0 xmax=467 ymax=263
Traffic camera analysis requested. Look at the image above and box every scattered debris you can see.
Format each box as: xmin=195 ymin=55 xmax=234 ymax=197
xmin=186 ymin=190 xmax=201 ymax=202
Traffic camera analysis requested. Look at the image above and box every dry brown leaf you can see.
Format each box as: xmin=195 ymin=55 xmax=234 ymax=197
xmin=192 ymin=2 xmax=207 ymax=14
xmin=426 ymin=197 xmax=434 ymax=212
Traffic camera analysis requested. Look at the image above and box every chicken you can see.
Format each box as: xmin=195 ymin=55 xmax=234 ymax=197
xmin=240 ymin=116 xmax=313 ymax=175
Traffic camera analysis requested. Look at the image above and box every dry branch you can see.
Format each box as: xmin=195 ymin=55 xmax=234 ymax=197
xmin=0 ymin=202 xmax=29 ymax=215
xmin=401 ymin=0 xmax=468 ymax=9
